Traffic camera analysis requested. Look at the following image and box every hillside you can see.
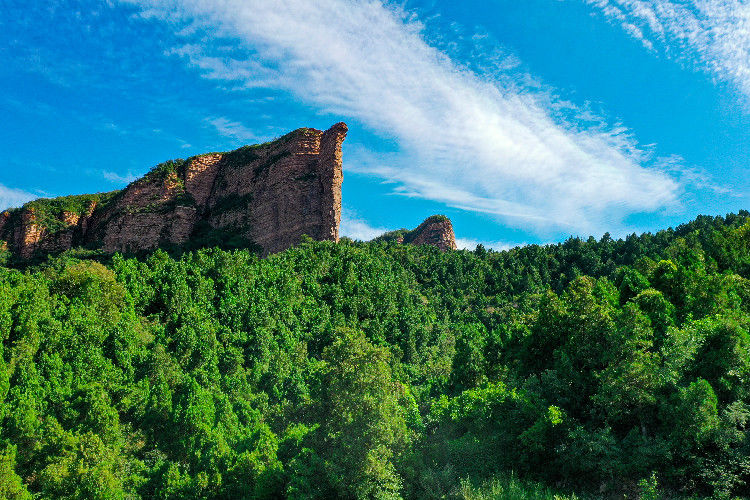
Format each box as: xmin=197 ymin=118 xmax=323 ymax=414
xmin=0 ymin=210 xmax=748 ymax=498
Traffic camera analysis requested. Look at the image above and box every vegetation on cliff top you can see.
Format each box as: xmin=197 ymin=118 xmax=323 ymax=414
xmin=213 ymin=126 xmax=317 ymax=169
xmin=0 ymin=211 xmax=749 ymax=498
xmin=2 ymin=191 xmax=121 ymax=235
xmin=422 ymin=214 xmax=450 ymax=224
xmin=143 ymin=158 xmax=190 ymax=184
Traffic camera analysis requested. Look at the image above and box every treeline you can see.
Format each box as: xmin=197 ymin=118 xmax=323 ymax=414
xmin=0 ymin=212 xmax=749 ymax=498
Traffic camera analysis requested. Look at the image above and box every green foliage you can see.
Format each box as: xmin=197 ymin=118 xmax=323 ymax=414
xmin=457 ymin=473 xmax=577 ymax=500
xmin=423 ymin=214 xmax=450 ymax=224
xmin=0 ymin=211 xmax=749 ymax=498
xmin=144 ymin=158 xmax=189 ymax=184
xmin=176 ymin=220 xmax=261 ymax=254
xmin=638 ymin=473 xmax=662 ymax=500
xmin=0 ymin=245 xmax=9 ymax=266
xmin=0 ymin=446 xmax=31 ymax=499
xmin=10 ymin=191 xmax=120 ymax=233
xmin=373 ymin=228 xmax=411 ymax=244
xmin=317 ymin=328 xmax=410 ymax=499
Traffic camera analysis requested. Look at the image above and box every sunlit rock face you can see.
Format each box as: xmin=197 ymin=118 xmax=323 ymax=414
xmin=374 ymin=215 xmax=458 ymax=251
xmin=0 ymin=123 xmax=348 ymax=259
xmin=406 ymin=216 xmax=457 ymax=251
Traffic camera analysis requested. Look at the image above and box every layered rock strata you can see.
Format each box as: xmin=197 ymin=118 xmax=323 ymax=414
xmin=0 ymin=122 xmax=348 ymax=259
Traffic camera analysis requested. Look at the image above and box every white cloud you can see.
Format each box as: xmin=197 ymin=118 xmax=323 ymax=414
xmin=98 ymin=122 xmax=128 ymax=135
xmin=121 ymin=0 xmax=685 ymax=235
xmin=586 ymin=0 xmax=750 ymax=100
xmin=207 ymin=116 xmax=259 ymax=143
xmin=339 ymin=211 xmax=390 ymax=241
xmin=0 ymin=184 xmax=35 ymax=211
xmin=455 ymin=237 xmax=515 ymax=251
xmin=102 ymin=170 xmax=139 ymax=184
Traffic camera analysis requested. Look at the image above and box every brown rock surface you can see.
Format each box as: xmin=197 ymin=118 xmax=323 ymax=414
xmin=0 ymin=122 xmax=348 ymax=259
xmin=16 ymin=209 xmax=44 ymax=260
xmin=407 ymin=216 xmax=457 ymax=251
xmin=372 ymin=215 xmax=458 ymax=251
xmin=185 ymin=154 xmax=223 ymax=207
xmin=86 ymin=170 xmax=197 ymax=253
xmin=8 ymin=208 xmax=86 ymax=259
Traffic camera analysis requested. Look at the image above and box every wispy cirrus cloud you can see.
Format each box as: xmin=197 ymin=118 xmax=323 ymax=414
xmin=121 ymin=0 xmax=686 ymax=235
xmin=102 ymin=170 xmax=139 ymax=185
xmin=0 ymin=184 xmax=35 ymax=211
xmin=207 ymin=116 xmax=259 ymax=143
xmin=585 ymin=0 xmax=750 ymax=100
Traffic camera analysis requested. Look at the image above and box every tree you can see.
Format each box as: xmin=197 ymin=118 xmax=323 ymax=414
xmin=0 ymin=446 xmax=30 ymax=500
xmin=317 ymin=328 xmax=410 ymax=499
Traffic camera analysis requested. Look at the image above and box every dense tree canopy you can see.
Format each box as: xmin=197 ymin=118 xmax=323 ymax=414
xmin=0 ymin=211 xmax=749 ymax=498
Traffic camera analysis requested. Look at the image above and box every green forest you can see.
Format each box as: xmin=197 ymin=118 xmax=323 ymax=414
xmin=1 ymin=211 xmax=750 ymax=499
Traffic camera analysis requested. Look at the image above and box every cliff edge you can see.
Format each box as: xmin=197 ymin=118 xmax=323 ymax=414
xmin=0 ymin=122 xmax=348 ymax=259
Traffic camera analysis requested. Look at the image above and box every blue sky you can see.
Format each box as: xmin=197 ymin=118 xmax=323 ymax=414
xmin=1 ymin=0 xmax=748 ymax=249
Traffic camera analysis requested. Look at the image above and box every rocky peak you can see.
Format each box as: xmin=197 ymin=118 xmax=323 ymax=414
xmin=373 ymin=215 xmax=457 ymax=251
xmin=0 ymin=211 xmax=9 ymax=234
xmin=0 ymin=122 xmax=348 ymax=260
xmin=0 ymin=122 xmax=462 ymax=261
xmin=407 ymin=215 xmax=457 ymax=251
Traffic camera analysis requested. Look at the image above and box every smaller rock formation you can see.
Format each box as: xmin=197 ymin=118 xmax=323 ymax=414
xmin=407 ymin=215 xmax=457 ymax=251
xmin=373 ymin=215 xmax=457 ymax=251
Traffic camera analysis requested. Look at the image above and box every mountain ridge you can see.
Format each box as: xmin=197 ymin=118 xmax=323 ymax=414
xmin=0 ymin=123 xmax=458 ymax=261
xmin=0 ymin=123 xmax=348 ymax=259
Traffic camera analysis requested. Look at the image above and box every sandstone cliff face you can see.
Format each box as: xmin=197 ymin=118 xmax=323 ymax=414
xmin=373 ymin=215 xmax=457 ymax=251
xmin=4 ymin=209 xmax=84 ymax=260
xmin=85 ymin=169 xmax=201 ymax=254
xmin=407 ymin=216 xmax=457 ymax=251
xmin=1 ymin=123 xmax=347 ymax=259
xmin=206 ymin=122 xmax=347 ymax=254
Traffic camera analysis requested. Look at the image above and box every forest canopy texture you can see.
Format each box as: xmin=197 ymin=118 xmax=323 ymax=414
xmin=1 ymin=212 xmax=750 ymax=499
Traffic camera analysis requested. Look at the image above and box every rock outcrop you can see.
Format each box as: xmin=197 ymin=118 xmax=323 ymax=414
xmin=373 ymin=215 xmax=457 ymax=251
xmin=407 ymin=216 xmax=458 ymax=251
xmin=0 ymin=123 xmax=348 ymax=259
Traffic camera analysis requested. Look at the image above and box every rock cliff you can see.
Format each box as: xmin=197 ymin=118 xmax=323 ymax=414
xmin=373 ymin=215 xmax=457 ymax=251
xmin=407 ymin=215 xmax=458 ymax=251
xmin=0 ymin=122 xmax=348 ymax=259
